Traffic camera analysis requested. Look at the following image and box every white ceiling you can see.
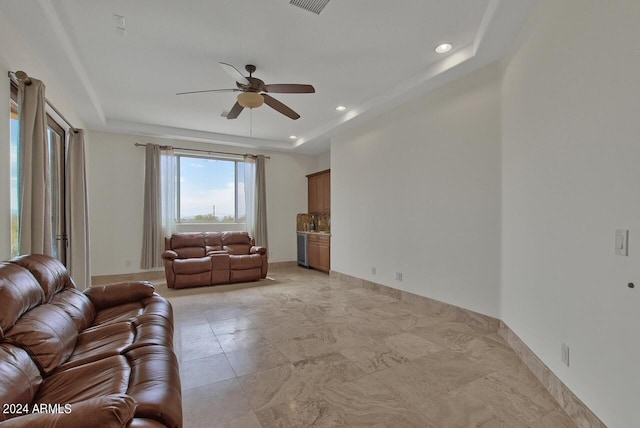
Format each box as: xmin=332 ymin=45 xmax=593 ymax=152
xmin=1 ymin=0 xmax=537 ymax=154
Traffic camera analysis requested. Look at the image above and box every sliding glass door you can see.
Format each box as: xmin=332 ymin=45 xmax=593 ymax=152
xmin=47 ymin=118 xmax=67 ymax=265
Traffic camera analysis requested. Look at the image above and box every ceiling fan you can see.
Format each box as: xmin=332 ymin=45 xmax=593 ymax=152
xmin=177 ymin=62 xmax=315 ymax=120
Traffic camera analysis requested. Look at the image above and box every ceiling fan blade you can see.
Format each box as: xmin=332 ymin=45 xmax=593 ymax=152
xmin=263 ymin=84 xmax=315 ymax=94
xmin=219 ymin=62 xmax=250 ymax=85
xmin=176 ymin=88 xmax=239 ymax=95
xmin=262 ymin=94 xmax=300 ymax=120
xmin=226 ymin=101 xmax=244 ymax=120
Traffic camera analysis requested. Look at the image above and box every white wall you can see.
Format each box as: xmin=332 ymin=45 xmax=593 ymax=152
xmin=0 ymin=9 xmax=84 ymax=260
xmin=331 ymin=63 xmax=502 ymax=318
xmin=315 ymin=150 xmax=331 ymax=171
xmin=87 ymin=131 xmax=317 ymax=276
xmin=501 ymin=1 xmax=640 ymax=426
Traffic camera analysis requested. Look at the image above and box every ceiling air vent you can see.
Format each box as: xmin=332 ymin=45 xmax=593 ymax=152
xmin=290 ymin=0 xmax=330 ymax=15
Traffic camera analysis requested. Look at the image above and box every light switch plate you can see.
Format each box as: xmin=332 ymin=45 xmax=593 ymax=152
xmin=615 ymin=229 xmax=628 ymax=256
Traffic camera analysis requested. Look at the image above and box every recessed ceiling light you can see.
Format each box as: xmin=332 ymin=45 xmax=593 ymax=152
xmin=435 ymin=43 xmax=452 ymax=54
xmin=289 ymin=135 xmax=297 ymax=140
xmin=336 ymin=105 xmax=347 ymax=111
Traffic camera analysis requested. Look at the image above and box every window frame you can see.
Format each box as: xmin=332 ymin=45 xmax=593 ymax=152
xmin=10 ymin=82 xmax=19 ymax=257
xmin=175 ymin=153 xmax=245 ymax=225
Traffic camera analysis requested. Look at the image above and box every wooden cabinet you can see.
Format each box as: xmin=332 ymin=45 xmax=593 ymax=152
xmin=307 ymin=169 xmax=330 ymax=214
xmin=317 ymin=234 xmax=330 ymax=272
xmin=306 ymin=169 xmax=331 ymax=273
xmin=308 ymin=234 xmax=319 ymax=269
xmin=308 ymin=233 xmax=330 ymax=273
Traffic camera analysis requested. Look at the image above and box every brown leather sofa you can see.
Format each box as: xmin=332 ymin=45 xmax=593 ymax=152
xmin=0 ymin=254 xmax=181 ymax=428
xmin=162 ymin=231 xmax=268 ymax=289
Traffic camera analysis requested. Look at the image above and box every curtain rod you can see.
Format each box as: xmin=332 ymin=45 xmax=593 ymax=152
xmin=134 ymin=142 xmax=270 ymax=159
xmin=8 ymin=70 xmax=79 ymax=134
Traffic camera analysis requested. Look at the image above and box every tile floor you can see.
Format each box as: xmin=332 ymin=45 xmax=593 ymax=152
xmin=156 ymin=266 xmax=577 ymax=428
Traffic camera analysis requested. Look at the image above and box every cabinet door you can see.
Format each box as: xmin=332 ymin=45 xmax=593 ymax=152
xmin=320 ymin=172 xmax=330 ymax=213
xmin=308 ymin=235 xmax=319 ymax=268
xmin=308 ymin=175 xmax=319 ymax=214
xmin=318 ymin=236 xmax=330 ymax=272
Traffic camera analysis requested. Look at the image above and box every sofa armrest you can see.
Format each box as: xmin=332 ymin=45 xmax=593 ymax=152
xmin=250 ymin=246 xmax=267 ymax=255
xmin=161 ymin=250 xmax=178 ymax=260
xmin=0 ymin=394 xmax=137 ymax=428
xmin=85 ymin=281 xmax=155 ymax=309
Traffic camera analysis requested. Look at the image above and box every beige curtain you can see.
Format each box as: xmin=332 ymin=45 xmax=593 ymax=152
xmin=18 ymin=78 xmax=52 ymax=256
xmin=66 ymin=129 xmax=91 ymax=289
xmin=141 ymin=144 xmax=163 ymax=269
xmin=255 ymin=155 xmax=268 ymax=248
xmin=160 ymin=147 xmax=176 ymax=238
xmin=243 ymin=155 xmax=268 ymax=247
xmin=243 ymin=155 xmax=256 ymax=239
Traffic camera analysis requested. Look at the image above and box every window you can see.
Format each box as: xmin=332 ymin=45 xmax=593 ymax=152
xmin=176 ymin=154 xmax=246 ymax=224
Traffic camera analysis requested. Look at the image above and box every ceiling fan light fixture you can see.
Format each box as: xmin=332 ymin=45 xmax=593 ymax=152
xmin=237 ymin=92 xmax=264 ymax=109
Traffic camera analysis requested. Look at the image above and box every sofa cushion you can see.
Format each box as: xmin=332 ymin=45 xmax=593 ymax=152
xmin=84 ymin=281 xmax=155 ymax=310
xmin=221 ymin=231 xmax=252 ymax=245
xmin=0 ymin=263 xmax=45 ymax=336
xmin=222 ymin=232 xmax=253 ymax=255
xmin=204 ymin=232 xmax=223 ymax=252
xmin=58 ymin=322 xmax=135 ymax=370
xmin=0 ymin=394 xmax=138 ymax=428
xmin=50 ymin=288 xmax=96 ymax=332
xmin=173 ymin=257 xmax=211 ymax=275
xmin=223 ymin=244 xmax=251 ymax=255
xmin=172 ymin=257 xmax=213 ymax=288
xmin=59 ymin=318 xmax=174 ymax=371
xmin=169 ymin=232 xmax=203 ymax=248
xmin=229 ymin=268 xmax=261 ymax=283
xmin=92 ymin=295 xmax=173 ymax=328
xmin=229 ymin=254 xmax=263 ymax=270
xmin=9 ymin=254 xmax=74 ymax=302
xmin=174 ymin=247 xmax=205 ymax=258
xmin=169 ymin=233 xmax=206 ymax=259
xmin=4 ymin=304 xmax=78 ymax=374
xmin=0 ymin=344 xmax=42 ymax=421
xmin=35 ymin=355 xmax=130 ymax=405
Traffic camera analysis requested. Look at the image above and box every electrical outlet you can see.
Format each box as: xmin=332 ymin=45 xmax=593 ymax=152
xmin=371 ymin=266 xmax=376 ymax=275
xmin=615 ymin=229 xmax=628 ymax=256
xmin=125 ymin=260 xmax=132 ymax=268
xmin=561 ymin=343 xmax=570 ymax=367
xmin=395 ymin=272 xmax=403 ymax=281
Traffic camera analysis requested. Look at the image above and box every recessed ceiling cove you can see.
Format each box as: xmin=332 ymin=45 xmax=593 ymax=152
xmin=0 ymin=0 xmax=537 ymax=154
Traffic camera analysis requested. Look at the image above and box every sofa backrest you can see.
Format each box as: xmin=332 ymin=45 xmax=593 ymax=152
xmin=0 ymin=262 xmax=46 ymax=339
xmin=204 ymin=232 xmax=223 ymax=253
xmin=167 ymin=232 xmax=206 ymax=258
xmin=222 ymin=231 xmax=254 ymax=255
xmin=166 ymin=231 xmax=257 ymax=257
xmin=0 ymin=343 xmax=43 ymax=422
xmin=9 ymin=254 xmax=75 ymax=302
xmin=1 ymin=255 xmax=93 ymax=375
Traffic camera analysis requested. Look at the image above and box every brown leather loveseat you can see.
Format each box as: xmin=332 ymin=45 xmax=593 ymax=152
xmin=0 ymin=254 xmax=181 ymax=428
xmin=162 ymin=231 xmax=268 ymax=289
